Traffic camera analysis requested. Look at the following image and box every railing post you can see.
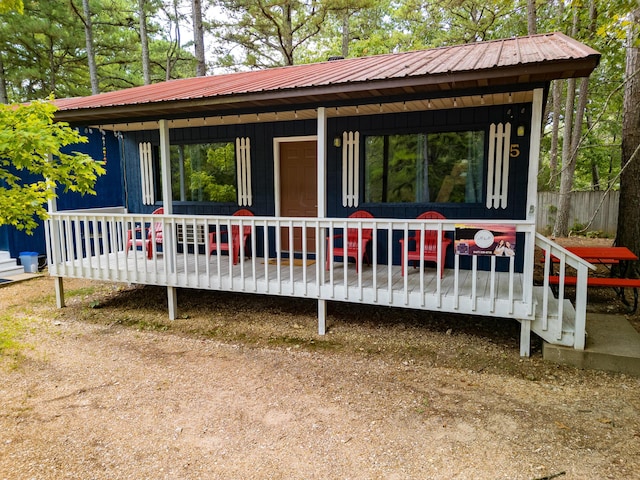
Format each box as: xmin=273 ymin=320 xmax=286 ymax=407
xmin=574 ymin=264 xmax=589 ymax=350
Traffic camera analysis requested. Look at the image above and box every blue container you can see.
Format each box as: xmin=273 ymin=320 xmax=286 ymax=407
xmin=19 ymin=251 xmax=39 ymax=273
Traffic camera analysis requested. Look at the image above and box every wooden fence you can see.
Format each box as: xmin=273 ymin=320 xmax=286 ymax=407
xmin=536 ymin=191 xmax=619 ymax=236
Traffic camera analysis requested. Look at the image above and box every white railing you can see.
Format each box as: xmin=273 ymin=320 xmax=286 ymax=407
xmin=45 ymin=211 xmax=539 ymax=321
xmin=534 ymin=233 xmax=594 ymax=349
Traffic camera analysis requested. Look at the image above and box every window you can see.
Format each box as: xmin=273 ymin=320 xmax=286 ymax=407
xmin=171 ymin=142 xmax=237 ymax=202
xmin=364 ymin=131 xmax=484 ymax=204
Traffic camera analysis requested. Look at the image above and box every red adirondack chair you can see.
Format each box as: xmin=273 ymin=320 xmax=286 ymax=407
xmin=400 ymin=211 xmax=452 ymax=278
xmin=326 ymin=210 xmax=374 ymax=272
xmin=208 ymin=209 xmax=254 ymax=265
xmin=126 ymin=207 xmax=164 ymax=259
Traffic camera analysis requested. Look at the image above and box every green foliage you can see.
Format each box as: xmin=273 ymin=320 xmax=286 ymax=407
xmin=0 ymin=99 xmax=105 ymax=233
xmin=0 ymin=0 xmax=22 ymax=14
xmin=172 ymin=142 xmax=237 ymax=203
xmin=0 ymin=0 xmax=196 ymax=102
xmin=212 ymin=0 xmax=339 ymax=67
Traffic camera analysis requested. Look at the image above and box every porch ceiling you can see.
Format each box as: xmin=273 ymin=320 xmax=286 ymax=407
xmin=53 ymin=32 xmax=600 ymax=129
xmin=91 ymin=91 xmax=533 ymax=132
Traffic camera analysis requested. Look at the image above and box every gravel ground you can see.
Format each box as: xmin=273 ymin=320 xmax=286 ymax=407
xmin=1 ymin=275 xmax=639 ymax=480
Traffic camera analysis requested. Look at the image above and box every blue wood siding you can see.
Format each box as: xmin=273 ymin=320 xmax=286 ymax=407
xmin=3 ymin=130 xmax=123 ymax=259
xmin=119 ymin=102 xmax=533 ymax=270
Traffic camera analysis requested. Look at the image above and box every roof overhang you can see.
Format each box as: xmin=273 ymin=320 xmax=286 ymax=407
xmin=52 ymin=32 xmax=600 ymax=129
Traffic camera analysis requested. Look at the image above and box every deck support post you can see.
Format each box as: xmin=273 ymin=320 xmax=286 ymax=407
xmin=54 ymin=276 xmax=65 ymax=308
xmin=519 ymin=319 xmax=531 ymax=357
xmin=167 ymin=286 xmax=177 ymax=321
xmin=318 ymin=299 xmax=326 ymax=335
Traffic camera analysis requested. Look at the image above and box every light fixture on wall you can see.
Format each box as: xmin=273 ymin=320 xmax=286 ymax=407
xmin=517 ymin=125 xmax=526 ymax=137
xmin=333 ymin=136 xmax=342 ymax=148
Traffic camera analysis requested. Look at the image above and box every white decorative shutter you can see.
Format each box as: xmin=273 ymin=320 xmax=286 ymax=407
xmin=236 ymin=137 xmax=252 ymax=206
xmin=342 ymin=131 xmax=360 ymax=207
xmin=139 ymin=142 xmax=155 ymax=205
xmin=486 ymin=122 xmax=511 ymax=209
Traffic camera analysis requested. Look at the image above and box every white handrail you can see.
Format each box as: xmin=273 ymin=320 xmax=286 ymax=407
xmin=534 ymin=233 xmax=595 ymax=350
xmin=45 ymin=210 xmax=539 ymax=329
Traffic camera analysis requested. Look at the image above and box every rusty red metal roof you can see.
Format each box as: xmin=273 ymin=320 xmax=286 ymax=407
xmin=54 ymin=32 xmax=600 ymax=124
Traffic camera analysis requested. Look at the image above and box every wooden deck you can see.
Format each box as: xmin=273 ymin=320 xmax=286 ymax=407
xmin=46 ymin=211 xmax=594 ymax=356
xmin=53 ymin=247 xmax=529 ymax=321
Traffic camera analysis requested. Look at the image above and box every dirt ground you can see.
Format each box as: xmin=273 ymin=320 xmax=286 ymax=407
xmin=1 ymin=242 xmax=640 ymax=479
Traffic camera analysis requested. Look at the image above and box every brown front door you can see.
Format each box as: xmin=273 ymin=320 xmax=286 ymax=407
xmin=280 ymin=141 xmax=317 ymax=253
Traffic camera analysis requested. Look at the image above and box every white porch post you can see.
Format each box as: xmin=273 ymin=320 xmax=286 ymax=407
xmin=159 ymin=119 xmax=177 ymax=320
xmin=46 ymin=153 xmax=65 ymax=309
xmin=518 ymin=88 xmax=545 ymax=355
xmin=48 ymin=199 xmax=65 ymax=308
xmin=526 ymin=88 xmax=544 ymax=223
xmin=317 ymin=107 xmax=327 ymax=335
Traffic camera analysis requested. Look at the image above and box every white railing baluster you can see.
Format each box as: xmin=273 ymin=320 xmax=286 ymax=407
xmin=403 ymin=222 xmax=409 ymax=306
xmin=419 ymin=221 xmax=425 ymax=307
xmin=328 ymin=222 xmax=335 ymax=298
xmin=454 ymin=253 xmax=460 ymax=310
xmin=275 ymin=219 xmax=281 ymax=294
xmin=508 ymin=255 xmax=515 ymax=314
xmin=302 ymin=220 xmax=308 ymax=295
xmin=250 ymin=220 xmax=257 ymax=292
xmin=357 ymin=221 xmax=363 ymax=301
xmin=387 ymin=224 xmax=393 ymax=304
xmin=289 ymin=219 xmax=294 ymax=294
xmin=471 ymin=255 xmax=478 ymax=311
xmin=372 ymin=222 xmax=378 ymax=302
xmin=436 ymin=222 xmax=442 ymax=307
xmin=490 ymin=255 xmax=496 ymax=313
xmin=240 ymin=218 xmax=247 ymax=289
xmin=342 ymin=219 xmax=348 ymax=299
xmin=263 ymin=220 xmax=270 ymax=293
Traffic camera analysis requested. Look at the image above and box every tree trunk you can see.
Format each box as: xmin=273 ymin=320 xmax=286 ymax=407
xmin=282 ymin=3 xmax=294 ymax=65
xmin=549 ymin=80 xmax=562 ymax=189
xmin=81 ymin=0 xmax=99 ymax=95
xmin=552 ymin=0 xmax=595 ymax=237
xmin=192 ymin=0 xmax=206 ymax=76
xmin=139 ymin=0 xmax=151 ymax=85
xmin=164 ymin=0 xmax=181 ymax=81
xmin=615 ymin=7 xmax=640 ymax=270
xmin=0 ymin=55 xmax=8 ymax=104
xmin=341 ymin=9 xmax=350 ymax=57
xmin=527 ymin=0 xmax=536 ymax=35
xmin=553 ymin=76 xmax=576 ymax=237
xmin=547 ymin=0 xmax=564 ymax=191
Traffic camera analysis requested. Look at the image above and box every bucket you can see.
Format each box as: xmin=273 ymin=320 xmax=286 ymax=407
xmin=19 ymin=251 xmax=39 ymax=273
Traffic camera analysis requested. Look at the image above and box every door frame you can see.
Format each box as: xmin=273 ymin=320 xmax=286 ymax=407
xmin=273 ymin=135 xmax=318 ymax=217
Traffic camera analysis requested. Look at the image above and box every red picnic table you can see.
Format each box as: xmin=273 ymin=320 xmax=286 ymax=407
xmin=547 ymin=246 xmax=640 ymax=313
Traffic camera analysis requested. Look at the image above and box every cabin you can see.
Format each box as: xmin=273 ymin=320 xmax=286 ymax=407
xmin=45 ymin=32 xmax=601 ymax=357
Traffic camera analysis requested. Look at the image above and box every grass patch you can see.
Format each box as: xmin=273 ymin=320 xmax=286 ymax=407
xmin=110 ymin=316 xmax=170 ymax=332
xmin=0 ymin=313 xmax=31 ymax=369
xmin=267 ymin=334 xmax=342 ymax=351
xmin=66 ymin=286 xmax=100 ymax=298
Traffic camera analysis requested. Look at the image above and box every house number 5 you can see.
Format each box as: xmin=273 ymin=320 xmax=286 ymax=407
xmin=510 ymin=144 xmax=520 ymax=158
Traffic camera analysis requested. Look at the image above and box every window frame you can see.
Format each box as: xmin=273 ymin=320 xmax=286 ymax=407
xmin=360 ymin=125 xmax=489 ymax=206
xmin=169 ymin=139 xmax=239 ymax=205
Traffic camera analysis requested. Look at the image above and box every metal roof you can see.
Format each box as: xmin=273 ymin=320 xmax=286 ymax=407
xmin=54 ymin=32 xmax=600 ymax=125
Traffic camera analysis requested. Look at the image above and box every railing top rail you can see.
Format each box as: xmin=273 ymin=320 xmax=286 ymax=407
xmin=48 ymin=208 xmax=536 ymax=230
